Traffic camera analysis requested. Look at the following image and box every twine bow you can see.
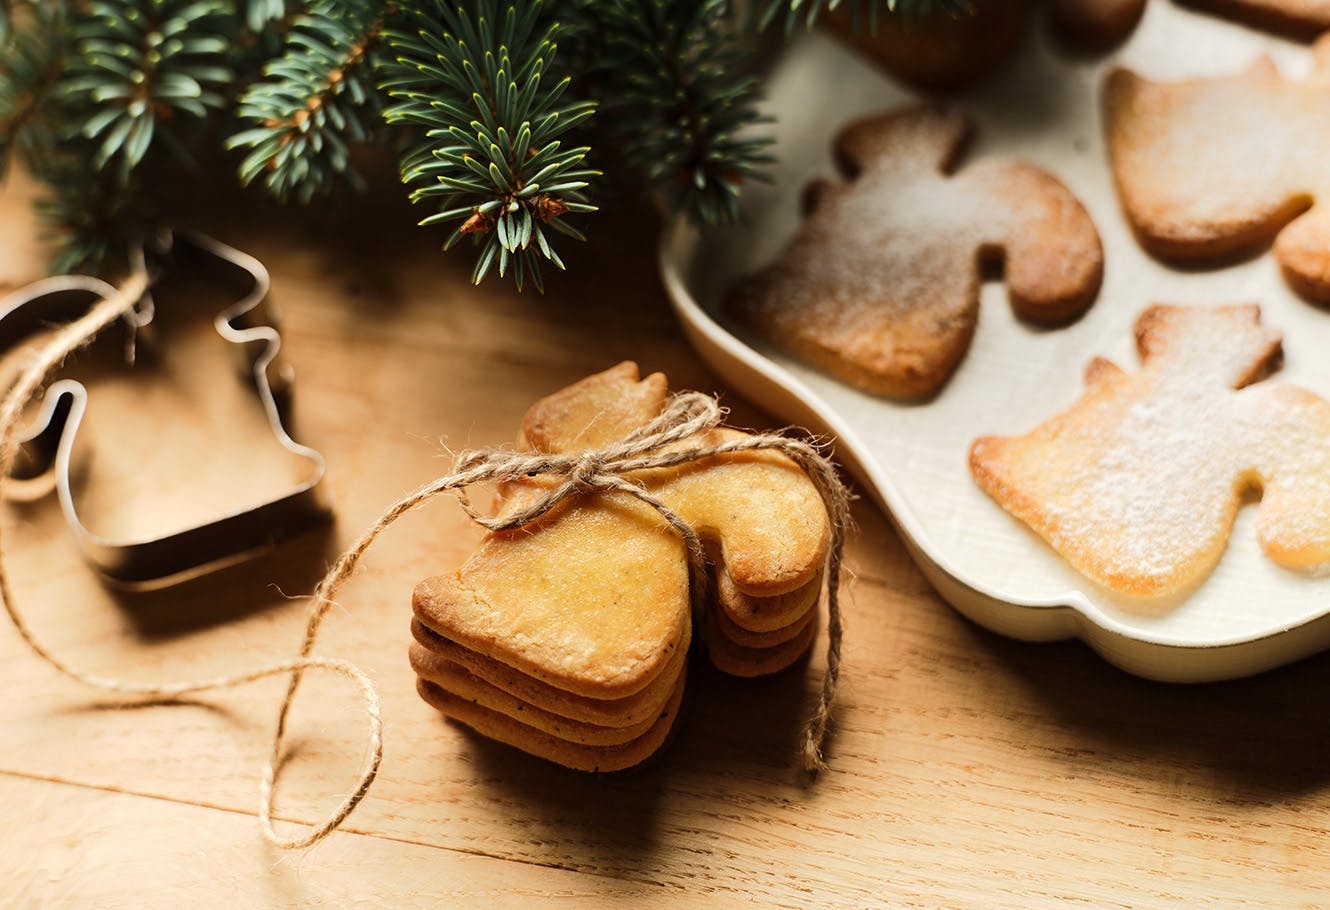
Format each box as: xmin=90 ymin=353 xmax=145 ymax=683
xmin=447 ymin=388 xmax=851 ymax=766
xmin=0 ymin=272 xmax=851 ymax=852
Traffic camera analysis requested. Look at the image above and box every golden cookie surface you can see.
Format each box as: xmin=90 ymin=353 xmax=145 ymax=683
xmin=1106 ymin=40 xmax=1330 ymax=302
xmin=971 ymin=305 xmax=1330 ymax=597
xmin=729 ymin=107 xmax=1103 ymax=398
xmin=416 ymin=673 xmax=685 ymax=774
xmin=410 ymin=619 xmax=688 ymax=728
xmin=414 ymin=362 xmax=831 ymax=704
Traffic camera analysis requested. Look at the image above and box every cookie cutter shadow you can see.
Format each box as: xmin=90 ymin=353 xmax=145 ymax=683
xmin=193 ymin=161 xmax=420 ymax=317
xmin=108 ymin=521 xmax=339 ymax=642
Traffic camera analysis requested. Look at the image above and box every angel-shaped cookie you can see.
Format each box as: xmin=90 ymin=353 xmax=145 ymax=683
xmin=1105 ymin=37 xmax=1330 ymax=303
xmin=729 ymin=106 xmax=1103 ymax=398
xmin=411 ymin=363 xmax=831 ymax=770
xmin=970 ymin=305 xmax=1330 ymax=597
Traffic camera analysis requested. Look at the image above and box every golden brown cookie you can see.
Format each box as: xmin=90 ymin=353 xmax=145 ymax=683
xmin=412 ymin=498 xmax=692 ymax=700
xmin=729 ymin=107 xmax=1103 ymax=398
xmin=411 ymin=362 xmax=833 ymax=768
xmin=410 ymin=618 xmax=688 ymax=729
xmin=1105 ymin=40 xmax=1330 ymax=302
xmin=416 ymin=673 xmax=686 ymax=773
xmin=970 ymin=304 xmax=1330 ymax=598
xmin=716 ymin=565 xmax=822 ymax=634
xmin=705 ymin=609 xmax=820 ymax=678
xmin=519 ymin=361 xmax=669 ymax=453
xmin=713 ymin=600 xmax=817 ymax=649
xmin=1047 ymin=0 xmax=1148 ymax=47
xmin=413 ymin=432 xmax=830 ymax=699
xmin=828 ymin=0 xmax=1031 ymax=90
xmin=409 ymin=644 xmax=675 ymax=746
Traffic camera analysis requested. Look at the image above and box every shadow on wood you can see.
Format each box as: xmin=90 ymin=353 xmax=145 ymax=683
xmin=958 ymin=616 xmax=1330 ymax=802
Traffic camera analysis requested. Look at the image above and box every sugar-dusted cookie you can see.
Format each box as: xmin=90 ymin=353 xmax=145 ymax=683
xmin=729 ymin=107 xmax=1103 ymax=398
xmin=411 ymin=362 xmax=834 ymax=769
xmin=970 ymin=304 xmax=1330 ymax=598
xmin=1180 ymin=0 xmax=1330 ymax=40
xmin=1105 ymin=39 xmax=1330 ymax=302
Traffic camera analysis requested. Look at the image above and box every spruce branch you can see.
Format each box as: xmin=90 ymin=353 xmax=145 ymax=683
xmin=761 ymin=0 xmax=972 ymax=33
xmin=0 ymin=0 xmax=992 ymax=291
xmin=59 ymin=0 xmax=237 ymax=181
xmin=586 ymin=0 xmax=773 ymax=227
xmin=382 ymin=1 xmax=597 ymax=292
xmin=34 ymin=151 xmax=147 ymax=274
xmin=0 ymin=3 xmax=71 ymax=176
xmin=229 ymin=0 xmax=391 ymax=202
xmin=244 ymin=0 xmax=292 ymax=32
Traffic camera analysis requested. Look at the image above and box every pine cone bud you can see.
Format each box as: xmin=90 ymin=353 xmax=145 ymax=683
xmin=534 ymin=194 xmax=570 ymax=222
xmin=460 ymin=209 xmax=495 ymax=234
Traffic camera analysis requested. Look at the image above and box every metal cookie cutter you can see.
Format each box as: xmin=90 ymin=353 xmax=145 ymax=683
xmin=4 ymin=229 xmax=330 ymax=585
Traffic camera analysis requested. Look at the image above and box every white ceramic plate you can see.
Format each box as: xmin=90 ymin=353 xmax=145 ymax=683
xmin=660 ymin=3 xmax=1330 ymax=682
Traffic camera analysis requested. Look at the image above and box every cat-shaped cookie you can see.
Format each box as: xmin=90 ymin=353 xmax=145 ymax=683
xmin=1106 ymin=38 xmax=1330 ymax=303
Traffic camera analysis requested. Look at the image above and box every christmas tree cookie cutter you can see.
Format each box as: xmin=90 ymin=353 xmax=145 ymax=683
xmin=4 ymin=229 xmax=330 ymax=585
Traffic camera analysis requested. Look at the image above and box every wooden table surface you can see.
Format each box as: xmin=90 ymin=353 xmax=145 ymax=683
xmin=1 ymin=167 xmax=1327 ymax=910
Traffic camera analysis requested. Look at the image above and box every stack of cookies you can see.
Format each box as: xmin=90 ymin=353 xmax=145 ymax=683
xmin=409 ymin=362 xmax=831 ymax=771
xmin=706 ymin=552 xmax=824 ymax=678
xmin=409 ymin=615 xmax=690 ymax=773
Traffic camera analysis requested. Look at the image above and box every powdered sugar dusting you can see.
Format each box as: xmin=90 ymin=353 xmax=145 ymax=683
xmin=973 ymin=305 xmax=1330 ymax=597
xmin=1108 ymin=58 xmax=1330 ymax=245
xmin=730 ymin=108 xmax=1100 ymax=394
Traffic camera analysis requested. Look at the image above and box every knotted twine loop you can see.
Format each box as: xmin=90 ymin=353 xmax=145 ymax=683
xmin=0 ymin=272 xmax=381 ymax=849
xmin=0 ymin=271 xmax=853 ymax=851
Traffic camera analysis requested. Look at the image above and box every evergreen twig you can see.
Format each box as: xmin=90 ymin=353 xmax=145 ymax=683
xmin=244 ymin=0 xmax=292 ymax=32
xmin=0 ymin=2 xmax=70 ymax=176
xmin=229 ymin=0 xmax=390 ymax=201
xmin=586 ymin=0 xmax=773 ymax=227
xmin=59 ymin=0 xmax=236 ymax=179
xmin=0 ymin=0 xmax=981 ymax=288
xmin=381 ymin=0 xmax=598 ymax=292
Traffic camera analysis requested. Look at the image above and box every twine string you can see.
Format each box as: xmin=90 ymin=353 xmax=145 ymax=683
xmin=0 ymin=272 xmax=851 ymax=852
xmin=0 ymin=271 xmax=383 ymax=849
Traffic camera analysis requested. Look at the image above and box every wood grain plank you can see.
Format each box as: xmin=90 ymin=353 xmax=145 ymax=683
xmin=0 ymin=773 xmax=672 ymax=908
xmin=1 ymin=170 xmax=1329 ymax=908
